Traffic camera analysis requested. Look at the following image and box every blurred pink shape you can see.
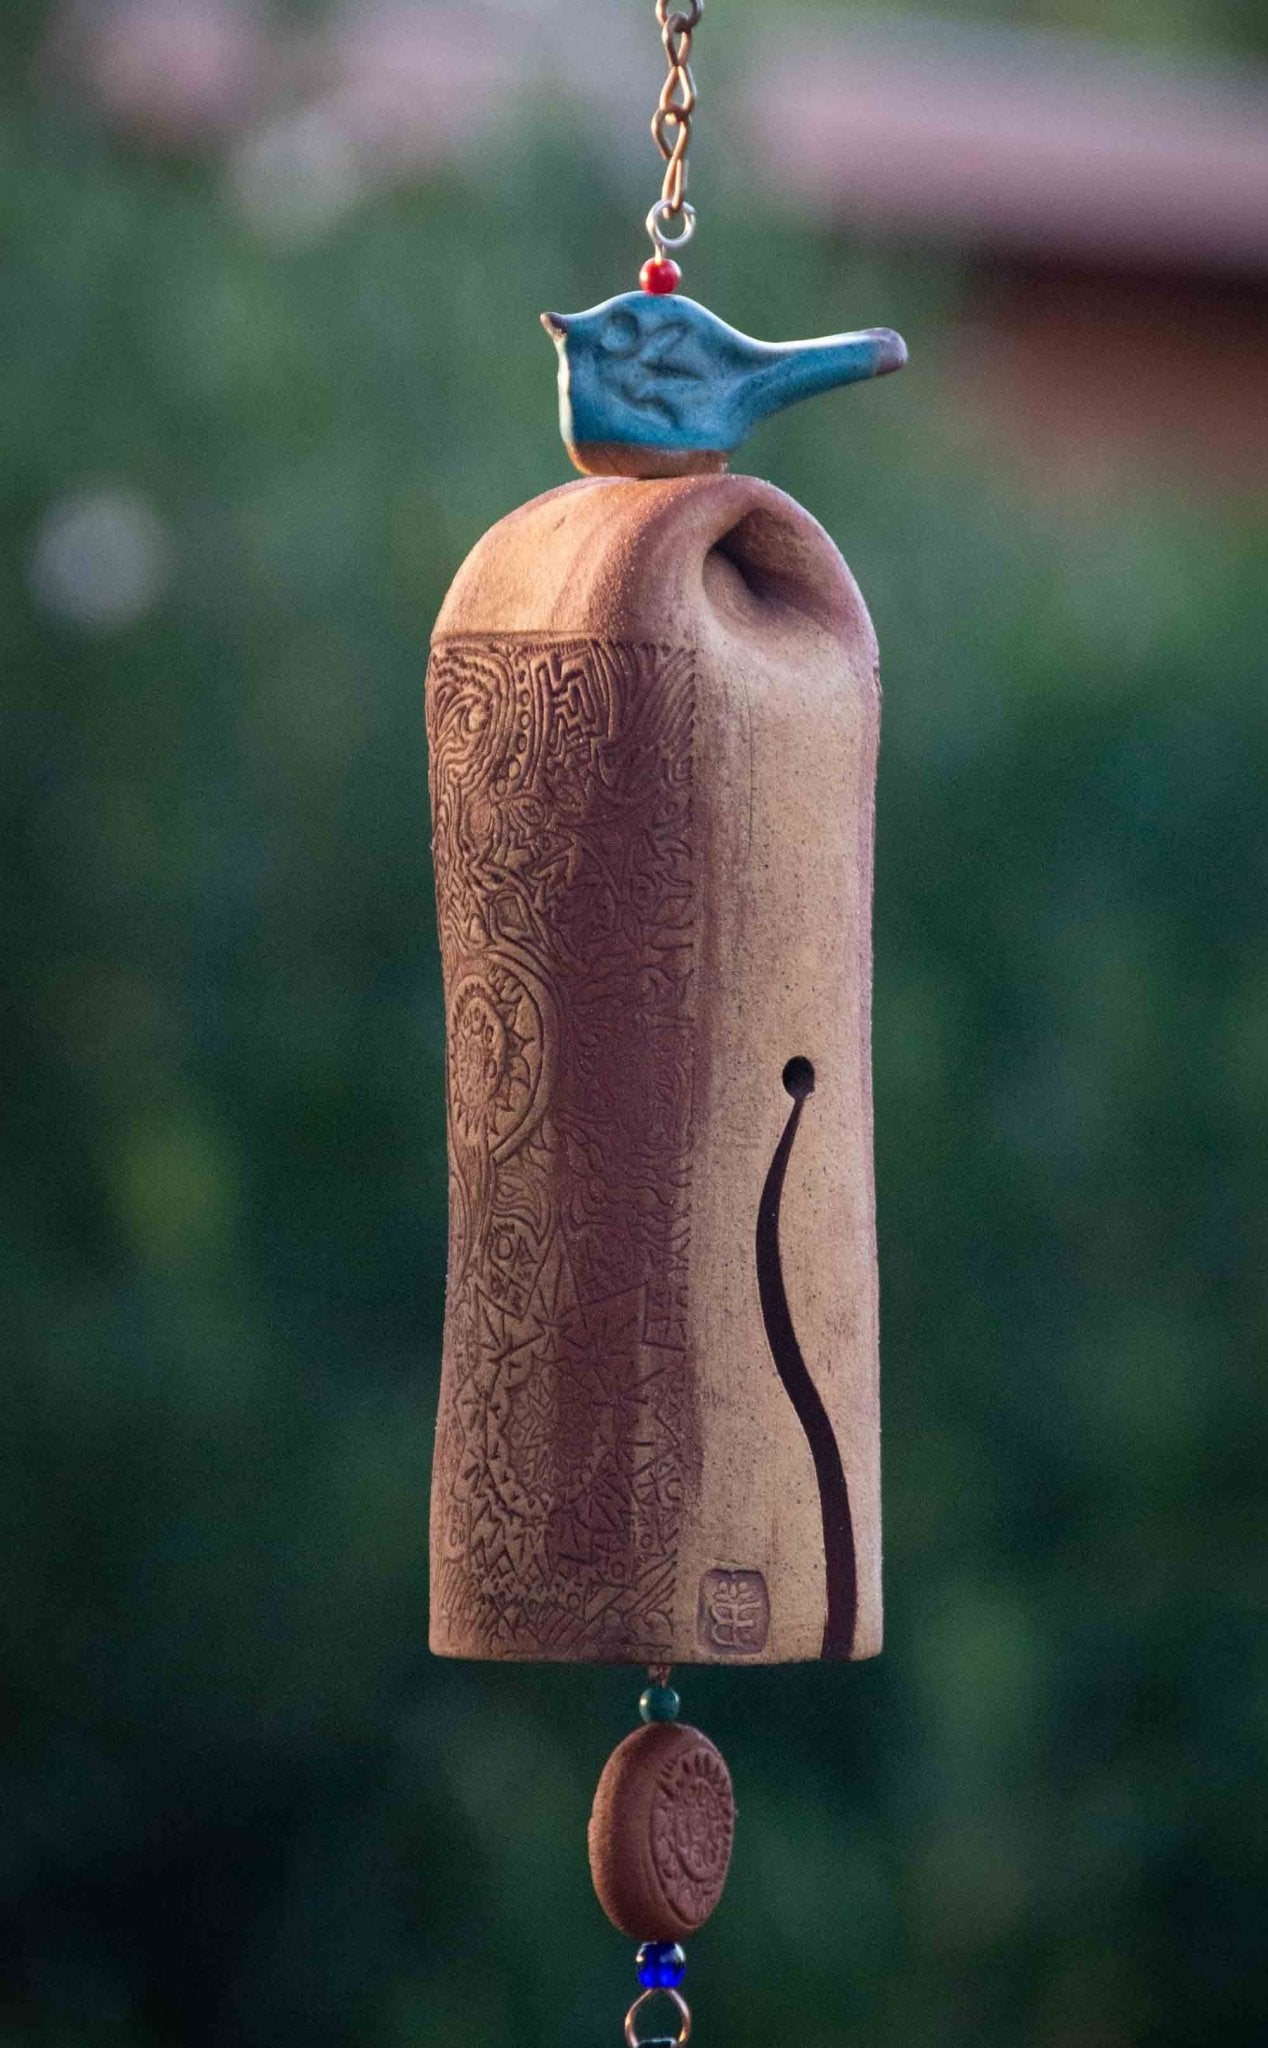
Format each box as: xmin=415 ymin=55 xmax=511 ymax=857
xmin=225 ymin=2 xmax=536 ymax=242
xmin=48 ymin=0 xmax=619 ymax=191
xmin=742 ymin=23 xmax=1268 ymax=273
xmin=314 ymin=2 xmax=529 ymax=167
xmin=54 ymin=0 xmax=263 ymax=144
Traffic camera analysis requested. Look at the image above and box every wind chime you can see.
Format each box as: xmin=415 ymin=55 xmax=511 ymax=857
xmin=426 ymin=6 xmax=904 ymax=2041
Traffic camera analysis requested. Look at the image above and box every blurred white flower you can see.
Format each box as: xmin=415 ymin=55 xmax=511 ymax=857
xmin=228 ymin=105 xmax=367 ymax=245
xmin=29 ymin=485 xmax=173 ymax=633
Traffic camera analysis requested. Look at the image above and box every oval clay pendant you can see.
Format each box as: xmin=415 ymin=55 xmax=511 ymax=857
xmin=588 ymin=1720 xmax=735 ymax=1941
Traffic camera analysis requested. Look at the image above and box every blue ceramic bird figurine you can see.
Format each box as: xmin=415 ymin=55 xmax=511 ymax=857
xmin=541 ymin=289 xmax=907 ymax=479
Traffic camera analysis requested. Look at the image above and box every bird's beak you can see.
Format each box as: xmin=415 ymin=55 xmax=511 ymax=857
xmin=540 ymin=312 xmax=570 ymax=342
xmin=867 ymin=327 xmax=908 ymax=376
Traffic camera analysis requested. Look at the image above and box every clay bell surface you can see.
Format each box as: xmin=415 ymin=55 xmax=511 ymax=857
xmin=426 ymin=473 xmax=881 ymax=1665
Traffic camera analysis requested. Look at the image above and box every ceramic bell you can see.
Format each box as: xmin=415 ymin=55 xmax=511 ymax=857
xmin=425 ymin=470 xmax=882 ymax=1667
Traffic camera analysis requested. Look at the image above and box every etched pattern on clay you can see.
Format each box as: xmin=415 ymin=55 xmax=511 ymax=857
xmin=649 ymin=1737 xmax=735 ymax=1929
xmin=427 ymin=638 xmax=697 ymax=1658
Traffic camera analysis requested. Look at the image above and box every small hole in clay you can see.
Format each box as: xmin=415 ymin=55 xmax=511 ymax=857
xmin=782 ymin=1056 xmax=815 ymax=1100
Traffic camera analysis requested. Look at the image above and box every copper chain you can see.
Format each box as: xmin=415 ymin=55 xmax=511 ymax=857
xmin=647 ymin=0 xmax=701 ymax=256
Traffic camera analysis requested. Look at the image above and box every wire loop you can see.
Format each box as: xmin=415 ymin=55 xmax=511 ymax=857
xmin=646 ymin=198 xmax=696 ymax=255
xmin=625 ymin=1987 xmax=692 ymax=2048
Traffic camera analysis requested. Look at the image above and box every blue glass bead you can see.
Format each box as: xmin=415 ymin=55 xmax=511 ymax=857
xmin=636 ymin=1941 xmax=686 ymax=1990
xmin=638 ymin=1683 xmax=680 ymax=1724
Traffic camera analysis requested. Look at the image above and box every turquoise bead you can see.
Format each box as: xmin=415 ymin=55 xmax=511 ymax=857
xmin=639 ymin=1683 xmax=680 ymax=1724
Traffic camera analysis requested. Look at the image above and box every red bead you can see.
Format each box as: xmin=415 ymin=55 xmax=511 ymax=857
xmin=640 ymin=257 xmax=681 ymax=295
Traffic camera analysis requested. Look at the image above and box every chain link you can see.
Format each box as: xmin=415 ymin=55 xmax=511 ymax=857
xmin=647 ymin=0 xmax=702 ymax=258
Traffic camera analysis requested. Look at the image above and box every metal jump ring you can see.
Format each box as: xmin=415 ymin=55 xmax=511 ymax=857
xmin=656 ymin=0 xmax=702 ymax=30
xmin=624 ymin=1986 xmax=692 ymax=2048
xmin=646 ymin=199 xmax=696 ymax=253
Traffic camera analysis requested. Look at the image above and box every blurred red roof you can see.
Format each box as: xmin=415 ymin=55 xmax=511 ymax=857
xmin=742 ymin=20 xmax=1268 ymax=274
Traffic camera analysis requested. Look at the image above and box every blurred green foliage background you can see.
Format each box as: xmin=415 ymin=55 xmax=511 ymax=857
xmin=3 ymin=2 xmax=1267 ymax=2044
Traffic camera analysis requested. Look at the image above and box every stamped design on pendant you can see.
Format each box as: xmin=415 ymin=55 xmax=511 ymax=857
xmin=650 ymin=1737 xmax=735 ymax=1926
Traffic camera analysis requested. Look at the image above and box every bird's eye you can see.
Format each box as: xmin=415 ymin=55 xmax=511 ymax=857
xmin=599 ymin=311 xmax=641 ymax=358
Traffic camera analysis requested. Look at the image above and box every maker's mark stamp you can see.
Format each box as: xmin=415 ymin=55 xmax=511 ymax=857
xmin=698 ymin=1567 xmax=769 ymax=1653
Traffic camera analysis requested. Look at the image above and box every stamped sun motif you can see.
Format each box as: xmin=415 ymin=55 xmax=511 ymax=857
xmin=650 ymin=1738 xmax=735 ymax=1925
xmin=446 ymin=960 xmax=545 ymax=1160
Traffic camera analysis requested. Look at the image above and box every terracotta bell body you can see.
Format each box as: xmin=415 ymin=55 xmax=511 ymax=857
xmin=426 ymin=471 xmax=881 ymax=1666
